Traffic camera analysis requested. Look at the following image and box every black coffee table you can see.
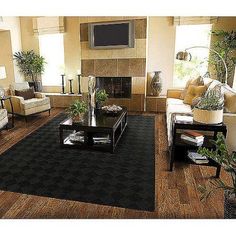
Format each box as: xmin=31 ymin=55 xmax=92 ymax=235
xmin=59 ymin=107 xmax=128 ymax=153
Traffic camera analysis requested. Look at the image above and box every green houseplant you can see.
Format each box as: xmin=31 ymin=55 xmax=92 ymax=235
xmin=198 ymin=133 xmax=236 ymax=218
xmin=209 ymin=30 xmax=236 ymax=84
xmin=66 ymin=100 xmax=88 ymax=122
xmin=13 ymin=50 xmax=46 ymax=91
xmin=96 ymin=89 xmax=108 ymax=109
xmin=193 ymin=87 xmax=224 ymax=124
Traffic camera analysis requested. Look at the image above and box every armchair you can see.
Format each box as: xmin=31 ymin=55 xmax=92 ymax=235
xmin=0 ymin=108 xmax=8 ymax=130
xmin=4 ymin=82 xmax=51 ymax=121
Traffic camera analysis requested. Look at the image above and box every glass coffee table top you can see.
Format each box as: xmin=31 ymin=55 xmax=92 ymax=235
xmin=60 ymin=107 xmax=127 ymax=129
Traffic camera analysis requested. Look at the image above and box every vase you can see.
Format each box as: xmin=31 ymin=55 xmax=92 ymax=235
xmin=224 ymin=191 xmax=236 ymax=219
xmin=150 ymin=71 xmax=162 ymax=96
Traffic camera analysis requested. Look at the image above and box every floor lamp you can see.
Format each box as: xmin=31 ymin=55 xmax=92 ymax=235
xmin=176 ymin=46 xmax=228 ymax=84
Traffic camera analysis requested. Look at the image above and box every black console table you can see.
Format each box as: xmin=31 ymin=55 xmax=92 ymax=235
xmin=170 ymin=113 xmax=227 ymax=178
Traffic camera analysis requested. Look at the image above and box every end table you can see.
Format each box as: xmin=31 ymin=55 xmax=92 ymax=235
xmin=170 ymin=113 xmax=227 ymax=178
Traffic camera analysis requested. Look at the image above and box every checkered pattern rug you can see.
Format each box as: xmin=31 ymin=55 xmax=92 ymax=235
xmin=0 ymin=113 xmax=155 ymax=211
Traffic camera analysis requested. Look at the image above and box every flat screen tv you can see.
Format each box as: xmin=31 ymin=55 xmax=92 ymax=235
xmin=89 ymin=21 xmax=135 ymax=49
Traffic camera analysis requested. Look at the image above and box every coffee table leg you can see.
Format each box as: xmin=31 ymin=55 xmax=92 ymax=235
xmin=87 ymin=132 xmax=94 ymax=146
xmin=215 ymin=165 xmax=221 ymax=178
xmin=110 ymin=131 xmax=115 ymax=153
xmin=59 ymin=127 xmax=63 ymax=146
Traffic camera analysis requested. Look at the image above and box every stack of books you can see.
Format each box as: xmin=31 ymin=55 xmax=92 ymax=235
xmin=188 ymin=151 xmax=209 ymax=164
xmin=180 ymin=130 xmax=204 ymax=146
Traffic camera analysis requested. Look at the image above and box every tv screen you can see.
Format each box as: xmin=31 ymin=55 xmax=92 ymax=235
xmin=89 ymin=21 xmax=135 ymax=49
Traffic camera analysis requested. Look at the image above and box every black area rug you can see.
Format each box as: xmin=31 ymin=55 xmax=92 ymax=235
xmin=0 ymin=114 xmax=155 ymax=211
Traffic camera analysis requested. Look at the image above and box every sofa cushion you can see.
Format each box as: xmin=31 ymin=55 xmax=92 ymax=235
xmin=22 ymin=97 xmax=50 ymax=110
xmin=166 ymin=98 xmax=192 ymax=145
xmin=183 ymin=85 xmax=207 ymax=105
xmin=15 ymin=88 xmax=35 ymax=100
xmin=166 ymin=98 xmax=185 ymax=106
xmin=180 ymin=76 xmax=204 ymax=99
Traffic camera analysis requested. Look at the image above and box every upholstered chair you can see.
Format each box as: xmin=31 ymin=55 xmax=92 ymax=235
xmin=0 ymin=108 xmax=8 ymax=130
xmin=4 ymin=82 xmax=51 ymax=121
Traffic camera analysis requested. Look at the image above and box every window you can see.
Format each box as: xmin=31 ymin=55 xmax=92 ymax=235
xmin=173 ymin=24 xmax=212 ymax=87
xmin=39 ymin=34 xmax=64 ymax=86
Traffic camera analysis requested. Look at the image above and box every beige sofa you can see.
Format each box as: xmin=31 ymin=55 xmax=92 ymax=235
xmin=0 ymin=108 xmax=8 ymax=130
xmin=4 ymin=82 xmax=51 ymax=120
xmin=166 ymin=81 xmax=236 ymax=153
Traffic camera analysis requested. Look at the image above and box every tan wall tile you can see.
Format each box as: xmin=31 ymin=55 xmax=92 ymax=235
xmin=129 ymin=58 xmax=146 ymax=77
xmin=132 ymin=77 xmax=146 ymax=94
xmin=81 ymin=60 xmax=94 ymax=77
xmin=135 ymin=19 xmax=147 ymax=39
xmin=80 ymin=23 xmax=88 ymax=42
xmin=94 ymin=59 xmax=118 ymax=77
xmin=117 ymin=59 xmax=130 ymax=77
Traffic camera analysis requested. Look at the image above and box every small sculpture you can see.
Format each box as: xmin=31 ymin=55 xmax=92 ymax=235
xmin=88 ymin=75 xmax=96 ymax=116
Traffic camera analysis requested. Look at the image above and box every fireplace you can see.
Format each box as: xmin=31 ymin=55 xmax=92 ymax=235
xmin=96 ymin=77 xmax=132 ymax=98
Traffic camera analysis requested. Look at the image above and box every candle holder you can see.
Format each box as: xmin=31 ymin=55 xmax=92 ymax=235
xmin=68 ymin=79 xmax=74 ymax=94
xmin=60 ymin=74 xmax=66 ymax=94
xmin=77 ymin=74 xmax=82 ymax=94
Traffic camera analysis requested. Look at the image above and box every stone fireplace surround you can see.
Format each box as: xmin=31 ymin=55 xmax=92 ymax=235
xmin=80 ymin=18 xmax=147 ymax=111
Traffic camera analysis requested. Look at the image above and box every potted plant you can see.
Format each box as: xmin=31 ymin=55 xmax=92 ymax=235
xmin=209 ymin=30 xmax=236 ymax=84
xmin=193 ymin=87 xmax=224 ymax=124
xmin=66 ymin=100 xmax=88 ymax=122
xmin=96 ymin=89 xmax=108 ymax=109
xmin=198 ymin=133 xmax=236 ymax=218
xmin=13 ymin=50 xmax=46 ymax=92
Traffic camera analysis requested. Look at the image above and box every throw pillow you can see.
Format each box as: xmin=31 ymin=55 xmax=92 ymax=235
xmin=224 ymin=91 xmax=236 ymax=113
xmin=15 ymin=88 xmax=35 ymax=100
xmin=180 ymin=76 xmax=204 ymax=100
xmin=183 ymin=85 xmax=207 ymax=106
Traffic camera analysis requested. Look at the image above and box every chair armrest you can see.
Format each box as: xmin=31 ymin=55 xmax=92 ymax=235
xmin=167 ymin=89 xmax=184 ymax=99
xmin=4 ymin=96 xmax=25 ymax=114
xmin=34 ymin=92 xmax=46 ymax=98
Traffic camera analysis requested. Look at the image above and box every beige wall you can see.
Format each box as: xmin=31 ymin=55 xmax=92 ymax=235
xmin=146 ymin=16 xmax=236 ymax=95
xmin=19 ymin=16 xmax=236 ymax=96
xmin=20 ymin=16 xmax=147 ymax=94
xmin=0 ymin=17 xmax=22 ymax=89
xmin=0 ymin=31 xmax=15 ymax=88
xmin=146 ymin=17 xmax=176 ymax=95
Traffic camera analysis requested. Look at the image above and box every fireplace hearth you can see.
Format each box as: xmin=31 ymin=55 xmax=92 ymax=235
xmin=96 ymin=77 xmax=131 ymax=98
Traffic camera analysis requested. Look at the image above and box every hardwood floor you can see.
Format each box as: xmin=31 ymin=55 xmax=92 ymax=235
xmin=0 ymin=108 xmax=230 ymax=218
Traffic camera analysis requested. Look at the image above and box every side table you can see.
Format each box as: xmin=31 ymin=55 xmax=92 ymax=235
xmin=0 ymin=96 xmax=14 ymax=128
xmin=170 ymin=113 xmax=227 ymax=178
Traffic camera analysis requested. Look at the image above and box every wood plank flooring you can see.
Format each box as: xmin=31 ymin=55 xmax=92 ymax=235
xmin=0 ymin=108 xmax=230 ymax=218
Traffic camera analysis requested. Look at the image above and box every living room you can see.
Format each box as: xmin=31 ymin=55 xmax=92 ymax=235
xmin=0 ymin=0 xmax=236 ymax=235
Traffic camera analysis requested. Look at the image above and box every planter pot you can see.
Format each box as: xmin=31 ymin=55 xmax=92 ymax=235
xmin=193 ymin=108 xmax=223 ymax=124
xmin=28 ymin=81 xmax=42 ymax=92
xmin=224 ymin=191 xmax=236 ymax=219
xmin=72 ymin=113 xmax=85 ymax=123
xmin=96 ymin=101 xmax=104 ymax=109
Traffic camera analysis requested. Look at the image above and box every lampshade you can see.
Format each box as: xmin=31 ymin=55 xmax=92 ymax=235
xmin=0 ymin=66 xmax=6 ymax=80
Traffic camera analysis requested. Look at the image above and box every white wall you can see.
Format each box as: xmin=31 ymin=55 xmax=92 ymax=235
xmin=0 ymin=16 xmax=23 ymax=82
xmin=147 ymin=17 xmax=176 ymax=95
